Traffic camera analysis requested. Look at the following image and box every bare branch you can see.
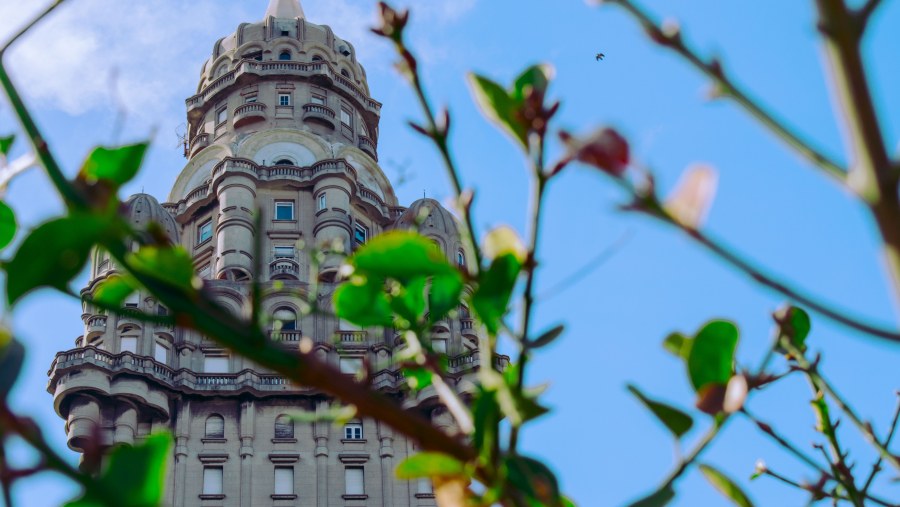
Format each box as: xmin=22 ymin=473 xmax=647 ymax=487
xmin=603 ymin=0 xmax=848 ymax=184
xmin=858 ymin=0 xmax=886 ymax=30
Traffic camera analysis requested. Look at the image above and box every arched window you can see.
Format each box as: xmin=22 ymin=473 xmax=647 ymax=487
xmin=205 ymin=414 xmax=224 ymax=438
xmin=279 ymin=50 xmax=291 ymax=61
xmin=340 ymin=68 xmax=350 ymax=78
xmin=274 ymin=414 xmax=294 ymax=439
xmin=217 ymin=268 xmax=250 ymax=282
xmin=273 ymin=307 xmax=297 ymax=331
xmin=457 ymin=249 xmax=466 ymax=267
xmin=274 ymin=159 xmax=293 ymax=166
xmin=311 ymin=55 xmax=323 ymax=62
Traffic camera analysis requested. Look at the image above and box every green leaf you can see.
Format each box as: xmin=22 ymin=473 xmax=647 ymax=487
xmin=127 ymin=246 xmax=195 ymax=292
xmin=334 ymin=279 xmax=394 ymax=327
xmin=472 ymin=253 xmax=521 ymax=335
xmin=402 ymin=367 xmax=433 ymax=391
xmin=512 ymin=64 xmax=552 ymax=102
xmin=627 ymin=384 xmax=693 ymax=439
xmin=468 ymin=73 xmax=527 ymax=148
xmin=428 ymin=273 xmax=464 ymax=324
xmin=78 ymin=143 xmax=149 ymax=188
xmin=352 ymin=231 xmax=456 ymax=281
xmin=0 ymin=335 xmax=24 ymax=400
xmin=389 ymin=276 xmax=427 ymax=323
xmin=687 ymin=320 xmax=738 ymax=392
xmin=627 ymin=486 xmax=675 ymax=507
xmin=67 ymin=433 xmax=172 ymax=507
xmin=0 ymin=135 xmax=14 ymax=156
xmin=396 ymin=452 xmax=465 ymax=480
xmin=774 ymin=305 xmax=811 ymax=353
xmin=94 ymin=274 xmax=138 ymax=307
xmin=5 ymin=214 xmax=115 ymax=305
xmin=0 ymin=200 xmax=17 ymax=249
xmin=530 ymin=324 xmax=564 ymax=349
xmin=662 ymin=332 xmax=690 ymax=360
xmin=504 ymin=455 xmax=562 ymax=506
xmin=472 ymin=388 xmax=500 ymax=464
xmin=699 ymin=464 xmax=755 ymax=507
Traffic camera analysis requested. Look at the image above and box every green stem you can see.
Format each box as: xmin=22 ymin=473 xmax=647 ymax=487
xmin=509 ymin=135 xmax=549 ymax=453
xmin=788 ymin=345 xmax=900 ymax=473
xmin=0 ymin=0 xmax=87 ymax=210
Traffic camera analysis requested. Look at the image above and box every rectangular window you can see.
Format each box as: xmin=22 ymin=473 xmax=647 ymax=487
xmin=154 ymin=343 xmax=168 ymax=364
xmin=244 ymin=95 xmax=257 ymax=103
xmin=317 ymin=193 xmax=327 ymax=211
xmin=120 ymin=337 xmax=137 ymax=354
xmin=310 ymin=94 xmax=326 ymax=105
xmin=344 ymin=466 xmax=364 ymax=495
xmin=274 ymin=466 xmax=293 ymax=495
xmin=274 ymin=201 xmax=294 ymax=220
xmin=353 ymin=224 xmax=368 ymax=245
xmin=344 ymin=423 xmax=363 ymax=440
xmin=203 ymin=356 xmax=229 ymax=373
xmin=274 ymin=246 xmax=295 ymax=259
xmin=280 ymin=30 xmax=290 ymax=37
xmin=339 ymin=357 xmax=363 ymax=375
xmin=417 ymin=478 xmax=433 ymax=495
xmin=340 ymin=107 xmax=352 ymax=127
xmin=198 ymin=220 xmax=212 ymax=244
xmin=203 ymin=466 xmax=224 ymax=495
xmin=216 ymin=107 xmax=227 ymax=125
xmin=432 ymin=339 xmax=447 ymax=354
xmin=278 ymin=94 xmax=291 ymax=106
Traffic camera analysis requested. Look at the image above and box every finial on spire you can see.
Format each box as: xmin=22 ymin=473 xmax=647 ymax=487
xmin=264 ymin=0 xmax=305 ymax=20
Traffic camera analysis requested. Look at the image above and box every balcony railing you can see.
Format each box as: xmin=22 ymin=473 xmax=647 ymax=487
xmin=188 ymin=133 xmax=209 ymax=157
xmin=339 ymin=331 xmax=366 ymax=344
xmin=302 ymin=103 xmax=336 ymax=128
xmin=186 ymin=60 xmax=382 ymax=116
xmin=233 ymin=102 xmax=267 ymax=128
xmin=270 ymin=329 xmax=302 ymax=342
xmin=85 ymin=315 xmax=107 ymax=339
xmin=269 ymin=258 xmax=300 ymax=279
xmin=358 ymin=136 xmax=377 ymax=160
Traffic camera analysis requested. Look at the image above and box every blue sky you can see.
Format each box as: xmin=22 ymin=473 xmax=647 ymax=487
xmin=2 ymin=0 xmax=900 ymax=505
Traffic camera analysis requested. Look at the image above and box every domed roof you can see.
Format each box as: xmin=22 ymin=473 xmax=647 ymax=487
xmin=265 ymin=0 xmax=305 ymax=20
xmin=393 ymin=198 xmax=459 ymax=237
xmin=123 ymin=194 xmax=179 ymax=244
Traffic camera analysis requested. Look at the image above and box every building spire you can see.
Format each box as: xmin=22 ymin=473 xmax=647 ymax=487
xmin=264 ymin=0 xmax=305 ymax=19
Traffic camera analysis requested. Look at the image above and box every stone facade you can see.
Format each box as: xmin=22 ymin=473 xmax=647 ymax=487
xmin=46 ymin=1 xmax=501 ymax=505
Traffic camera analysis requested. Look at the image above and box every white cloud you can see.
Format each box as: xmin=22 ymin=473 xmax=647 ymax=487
xmin=0 ymin=0 xmax=247 ymax=120
xmin=0 ymin=0 xmax=477 ymax=120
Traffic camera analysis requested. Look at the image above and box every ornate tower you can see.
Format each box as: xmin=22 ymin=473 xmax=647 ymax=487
xmin=46 ymin=1 xmax=493 ymax=505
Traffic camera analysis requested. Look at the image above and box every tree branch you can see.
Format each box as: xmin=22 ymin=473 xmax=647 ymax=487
xmin=603 ymin=0 xmax=847 ymax=184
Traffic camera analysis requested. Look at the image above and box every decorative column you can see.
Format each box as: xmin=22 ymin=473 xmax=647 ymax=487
xmin=239 ymin=400 xmax=256 ymax=507
xmin=377 ymin=421 xmax=395 ymax=507
xmin=314 ymin=399 xmax=330 ymax=507
xmin=113 ymin=402 xmax=137 ymax=445
xmin=173 ymin=399 xmax=191 ymax=507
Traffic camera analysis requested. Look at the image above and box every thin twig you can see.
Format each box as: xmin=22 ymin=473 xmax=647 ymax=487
xmin=604 ymin=0 xmax=847 ymax=183
xmin=861 ymin=393 xmax=900 ymax=494
xmin=509 ymin=133 xmax=550 ymax=452
xmin=857 ymin=0 xmax=886 ymax=30
xmin=536 ymin=229 xmax=632 ymax=302
xmin=787 ymin=345 xmax=900 ymax=473
xmin=638 ymin=207 xmax=900 ymax=343
xmin=0 ymin=0 xmax=87 ymax=210
xmin=741 ymin=408 xmax=830 ymax=476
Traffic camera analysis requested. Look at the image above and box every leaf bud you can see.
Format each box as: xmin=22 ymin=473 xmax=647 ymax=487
xmin=559 ymin=127 xmax=630 ymax=177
